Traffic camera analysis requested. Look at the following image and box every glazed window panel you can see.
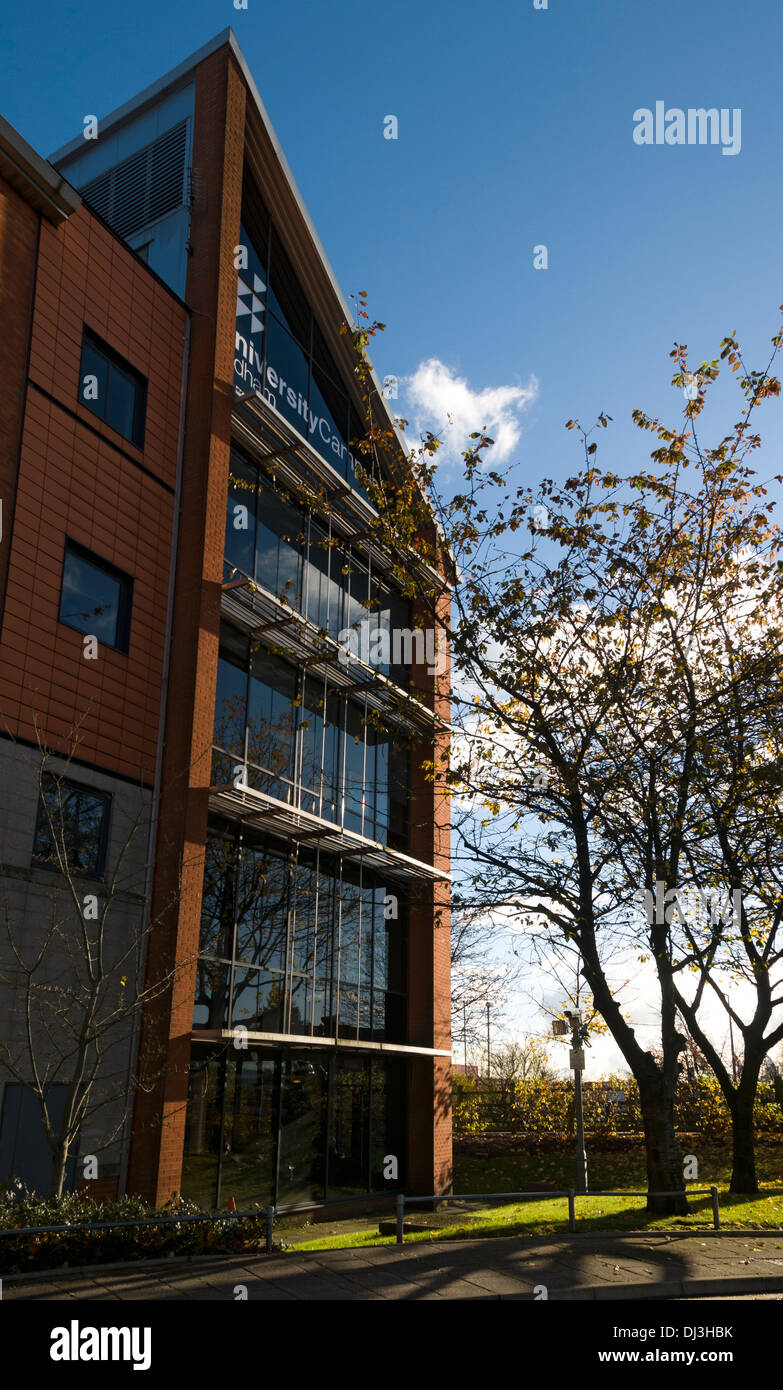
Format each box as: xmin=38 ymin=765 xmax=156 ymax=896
xmin=231 ymin=965 xmax=285 ymax=1033
xmin=337 ymin=982 xmax=358 ymax=1040
xmin=182 ymin=1044 xmax=407 ymax=1210
xmin=234 ymin=843 xmax=289 ymax=971
xmin=277 ymin=1055 xmax=328 ymax=1205
xmin=338 ymin=874 xmax=362 ymax=987
xmin=299 ymin=677 xmax=340 ymax=822
xmin=328 ymin=1057 xmax=370 ymax=1195
xmin=288 ymin=974 xmax=312 ymax=1035
xmin=309 ymin=363 xmax=350 ymax=480
xmin=199 ymin=831 xmax=237 ymax=959
xmin=370 ymin=1058 xmax=406 ymax=1189
xmin=214 ymin=640 xmax=249 ymax=760
xmin=181 ymin=1056 xmax=224 ymax=1208
xmin=360 ymin=881 xmax=374 ymax=989
xmin=192 ymin=958 xmax=231 ymax=1030
xmin=290 ymin=859 xmax=317 ymax=975
xmin=195 ymin=831 xmax=407 ymax=1044
xmin=246 ymin=649 xmax=297 ymax=798
xmin=304 ymin=519 xmax=344 ymax=636
xmin=381 ymin=991 xmax=407 ymax=1044
xmin=224 ymin=454 xmax=257 ymax=579
xmin=312 ymin=980 xmax=333 ymax=1037
xmin=221 ymin=1056 xmax=277 ymax=1210
xmin=59 ymin=540 xmax=133 ymax=654
xmin=32 ymin=775 xmax=111 ymax=879
xmin=263 ymin=313 xmax=311 ymax=438
xmin=342 ymin=701 xmax=367 ymax=835
xmin=267 ymin=226 xmax=311 ymax=347
xmin=255 ymin=481 xmax=304 ymax=608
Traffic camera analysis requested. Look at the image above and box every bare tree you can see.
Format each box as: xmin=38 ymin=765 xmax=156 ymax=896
xmin=489 ymin=1035 xmax=556 ymax=1083
xmin=450 ymin=906 xmax=519 ymax=1069
xmin=0 ymin=727 xmax=192 ymax=1198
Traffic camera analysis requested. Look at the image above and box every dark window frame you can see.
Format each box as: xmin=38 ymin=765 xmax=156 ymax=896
xmin=58 ymin=537 xmax=134 ymax=655
xmin=31 ymin=772 xmax=112 ymax=880
xmin=79 ymin=327 xmax=147 ymax=448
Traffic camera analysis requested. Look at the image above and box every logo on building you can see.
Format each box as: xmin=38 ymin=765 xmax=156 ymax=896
xmin=236 ymin=271 xmax=266 ymax=336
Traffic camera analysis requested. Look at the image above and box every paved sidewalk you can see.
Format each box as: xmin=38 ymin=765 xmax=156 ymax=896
xmin=5 ymin=1232 xmax=783 ymax=1301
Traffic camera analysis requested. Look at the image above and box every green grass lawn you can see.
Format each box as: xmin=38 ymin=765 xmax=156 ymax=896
xmin=454 ymin=1143 xmax=782 ymax=1194
xmin=290 ymin=1145 xmax=783 ymax=1253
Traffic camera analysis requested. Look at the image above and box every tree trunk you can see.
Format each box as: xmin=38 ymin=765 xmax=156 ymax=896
xmin=638 ymin=1077 xmax=687 ymax=1214
xmin=50 ymin=1143 xmax=69 ymax=1200
xmin=728 ymin=1087 xmax=758 ymax=1194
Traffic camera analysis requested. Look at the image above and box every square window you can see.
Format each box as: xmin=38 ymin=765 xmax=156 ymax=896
xmin=79 ymin=329 xmax=146 ymax=447
xmin=32 ymin=774 xmax=111 ymax=879
xmin=59 ymin=539 xmax=133 ymax=654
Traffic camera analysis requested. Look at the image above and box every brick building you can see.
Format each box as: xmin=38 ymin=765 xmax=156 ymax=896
xmin=0 ymin=28 xmax=452 ymax=1212
xmin=0 ymin=112 xmax=188 ymax=1196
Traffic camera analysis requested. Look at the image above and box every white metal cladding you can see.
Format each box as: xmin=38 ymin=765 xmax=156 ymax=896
xmin=78 ymin=120 xmax=188 ymax=239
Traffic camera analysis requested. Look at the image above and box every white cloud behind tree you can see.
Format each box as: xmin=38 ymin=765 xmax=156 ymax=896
xmin=400 ymin=357 xmax=538 ymax=467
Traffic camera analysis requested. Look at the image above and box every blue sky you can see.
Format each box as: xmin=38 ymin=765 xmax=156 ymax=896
xmin=4 ymin=0 xmax=783 ymax=1067
xmin=4 ymin=0 xmax=783 ymax=493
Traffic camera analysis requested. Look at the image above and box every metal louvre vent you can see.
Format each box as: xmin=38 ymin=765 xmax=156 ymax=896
xmin=78 ymin=120 xmax=188 ymax=239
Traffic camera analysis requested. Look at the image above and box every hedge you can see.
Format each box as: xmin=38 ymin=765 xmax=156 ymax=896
xmin=453 ymin=1073 xmax=783 ymax=1141
xmin=0 ymin=1182 xmax=269 ymax=1276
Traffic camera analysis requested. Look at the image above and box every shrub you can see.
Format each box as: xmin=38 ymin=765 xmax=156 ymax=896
xmin=0 ymin=1180 xmax=269 ymax=1275
xmin=452 ymin=1074 xmax=783 ymax=1143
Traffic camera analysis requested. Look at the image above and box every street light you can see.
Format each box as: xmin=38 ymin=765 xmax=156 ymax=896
xmin=552 ymin=1010 xmax=590 ymax=1193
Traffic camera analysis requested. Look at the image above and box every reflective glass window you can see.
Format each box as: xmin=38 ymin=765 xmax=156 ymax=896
xmin=277 ymin=1055 xmax=328 ymax=1204
xmin=231 ymin=966 xmax=285 ymax=1032
xmin=224 ymin=454 xmax=257 ymax=578
xmin=32 ymin=774 xmax=111 ymax=879
xmin=263 ymin=314 xmax=310 ymax=438
xmin=59 ymin=540 xmax=133 ymax=654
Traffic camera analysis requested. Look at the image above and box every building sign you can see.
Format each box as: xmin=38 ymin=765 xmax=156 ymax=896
xmin=234 ymin=223 xmax=267 ymax=397
xmin=234 ymin=222 xmax=364 ymax=488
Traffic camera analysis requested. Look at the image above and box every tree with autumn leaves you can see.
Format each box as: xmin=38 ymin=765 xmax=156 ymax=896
xmin=347 ymin=299 xmax=783 ymax=1211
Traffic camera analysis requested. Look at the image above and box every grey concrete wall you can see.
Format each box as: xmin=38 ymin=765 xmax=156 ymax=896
xmin=0 ymin=737 xmax=154 ymax=1194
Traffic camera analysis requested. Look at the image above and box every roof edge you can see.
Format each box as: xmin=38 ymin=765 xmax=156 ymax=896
xmin=0 ymin=113 xmax=81 ymax=223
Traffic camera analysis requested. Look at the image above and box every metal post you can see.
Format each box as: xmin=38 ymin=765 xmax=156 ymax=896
xmin=463 ymin=1004 xmax=467 ymax=1072
xmin=572 ymin=1024 xmax=588 ymax=1194
xmin=567 ymin=1189 xmax=576 ymax=1233
xmin=396 ymin=1193 xmax=405 ymax=1245
xmin=710 ymin=1186 xmax=720 ymax=1230
xmin=266 ymin=1205 xmax=275 ymax=1253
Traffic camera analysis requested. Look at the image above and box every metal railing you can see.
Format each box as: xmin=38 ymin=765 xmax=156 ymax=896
xmin=0 ymin=1206 xmax=278 ymax=1254
xmin=394 ymin=1186 xmax=721 ymax=1244
xmin=0 ymin=1185 xmax=722 ymax=1258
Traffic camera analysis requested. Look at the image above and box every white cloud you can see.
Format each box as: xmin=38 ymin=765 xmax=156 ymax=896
xmin=402 ymin=357 xmax=537 ymax=466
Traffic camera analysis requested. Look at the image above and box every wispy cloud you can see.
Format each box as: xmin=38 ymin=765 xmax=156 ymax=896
xmin=401 ymin=357 xmax=538 ymax=467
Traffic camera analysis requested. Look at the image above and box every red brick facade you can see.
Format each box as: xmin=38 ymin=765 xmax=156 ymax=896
xmin=0 ymin=182 xmax=185 ymax=776
xmin=1 ymin=34 xmax=453 ymax=1210
xmin=127 ymin=50 xmax=248 ymax=1204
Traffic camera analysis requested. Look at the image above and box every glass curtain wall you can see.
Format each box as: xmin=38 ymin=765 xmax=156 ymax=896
xmin=181 ymin=1047 xmax=406 ymax=1210
xmin=193 ymin=827 xmax=408 ymax=1044
xmin=235 ymin=168 xmax=373 ymax=495
xmin=224 ymin=450 xmax=411 ymax=689
xmin=212 ymin=620 xmax=410 ymax=848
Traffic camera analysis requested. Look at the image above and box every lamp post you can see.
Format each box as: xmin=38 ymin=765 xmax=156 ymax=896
xmin=552 ymin=1010 xmax=590 ymax=1193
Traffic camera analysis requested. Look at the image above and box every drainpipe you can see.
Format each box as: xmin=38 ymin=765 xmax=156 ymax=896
xmin=118 ymin=314 xmax=191 ymax=1197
